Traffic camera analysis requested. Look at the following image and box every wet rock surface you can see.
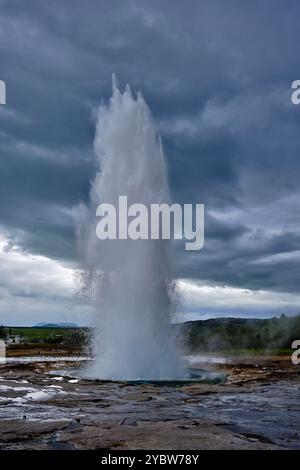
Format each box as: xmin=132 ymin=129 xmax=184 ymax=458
xmin=0 ymin=357 xmax=299 ymax=450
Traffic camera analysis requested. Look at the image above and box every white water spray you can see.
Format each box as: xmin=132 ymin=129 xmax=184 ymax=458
xmin=77 ymin=77 xmax=184 ymax=380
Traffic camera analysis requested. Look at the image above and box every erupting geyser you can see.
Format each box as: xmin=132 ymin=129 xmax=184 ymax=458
xmin=77 ymin=76 xmax=185 ymax=380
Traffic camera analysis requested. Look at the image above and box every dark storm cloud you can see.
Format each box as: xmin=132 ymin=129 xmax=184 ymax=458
xmin=1 ymin=0 xmax=300 ymax=305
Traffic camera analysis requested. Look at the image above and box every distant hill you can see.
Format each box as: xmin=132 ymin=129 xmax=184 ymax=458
xmin=33 ymin=322 xmax=79 ymax=328
xmin=176 ymin=314 xmax=300 ymax=352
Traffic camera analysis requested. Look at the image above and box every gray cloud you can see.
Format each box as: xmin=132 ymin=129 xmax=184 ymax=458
xmin=1 ymin=0 xmax=300 ymax=321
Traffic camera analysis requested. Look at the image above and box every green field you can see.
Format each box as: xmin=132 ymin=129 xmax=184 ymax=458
xmin=1 ymin=326 xmax=90 ymax=350
xmin=1 ymin=315 xmax=300 ymax=355
xmin=6 ymin=326 xmax=81 ymax=340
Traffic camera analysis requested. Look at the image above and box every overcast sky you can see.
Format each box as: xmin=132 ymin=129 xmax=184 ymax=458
xmin=1 ymin=0 xmax=300 ymax=325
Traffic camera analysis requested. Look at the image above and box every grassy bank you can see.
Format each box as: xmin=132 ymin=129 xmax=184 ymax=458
xmin=1 ymin=326 xmax=90 ymax=356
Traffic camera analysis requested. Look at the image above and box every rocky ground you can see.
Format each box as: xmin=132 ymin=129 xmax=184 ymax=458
xmin=0 ymin=355 xmax=299 ymax=450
